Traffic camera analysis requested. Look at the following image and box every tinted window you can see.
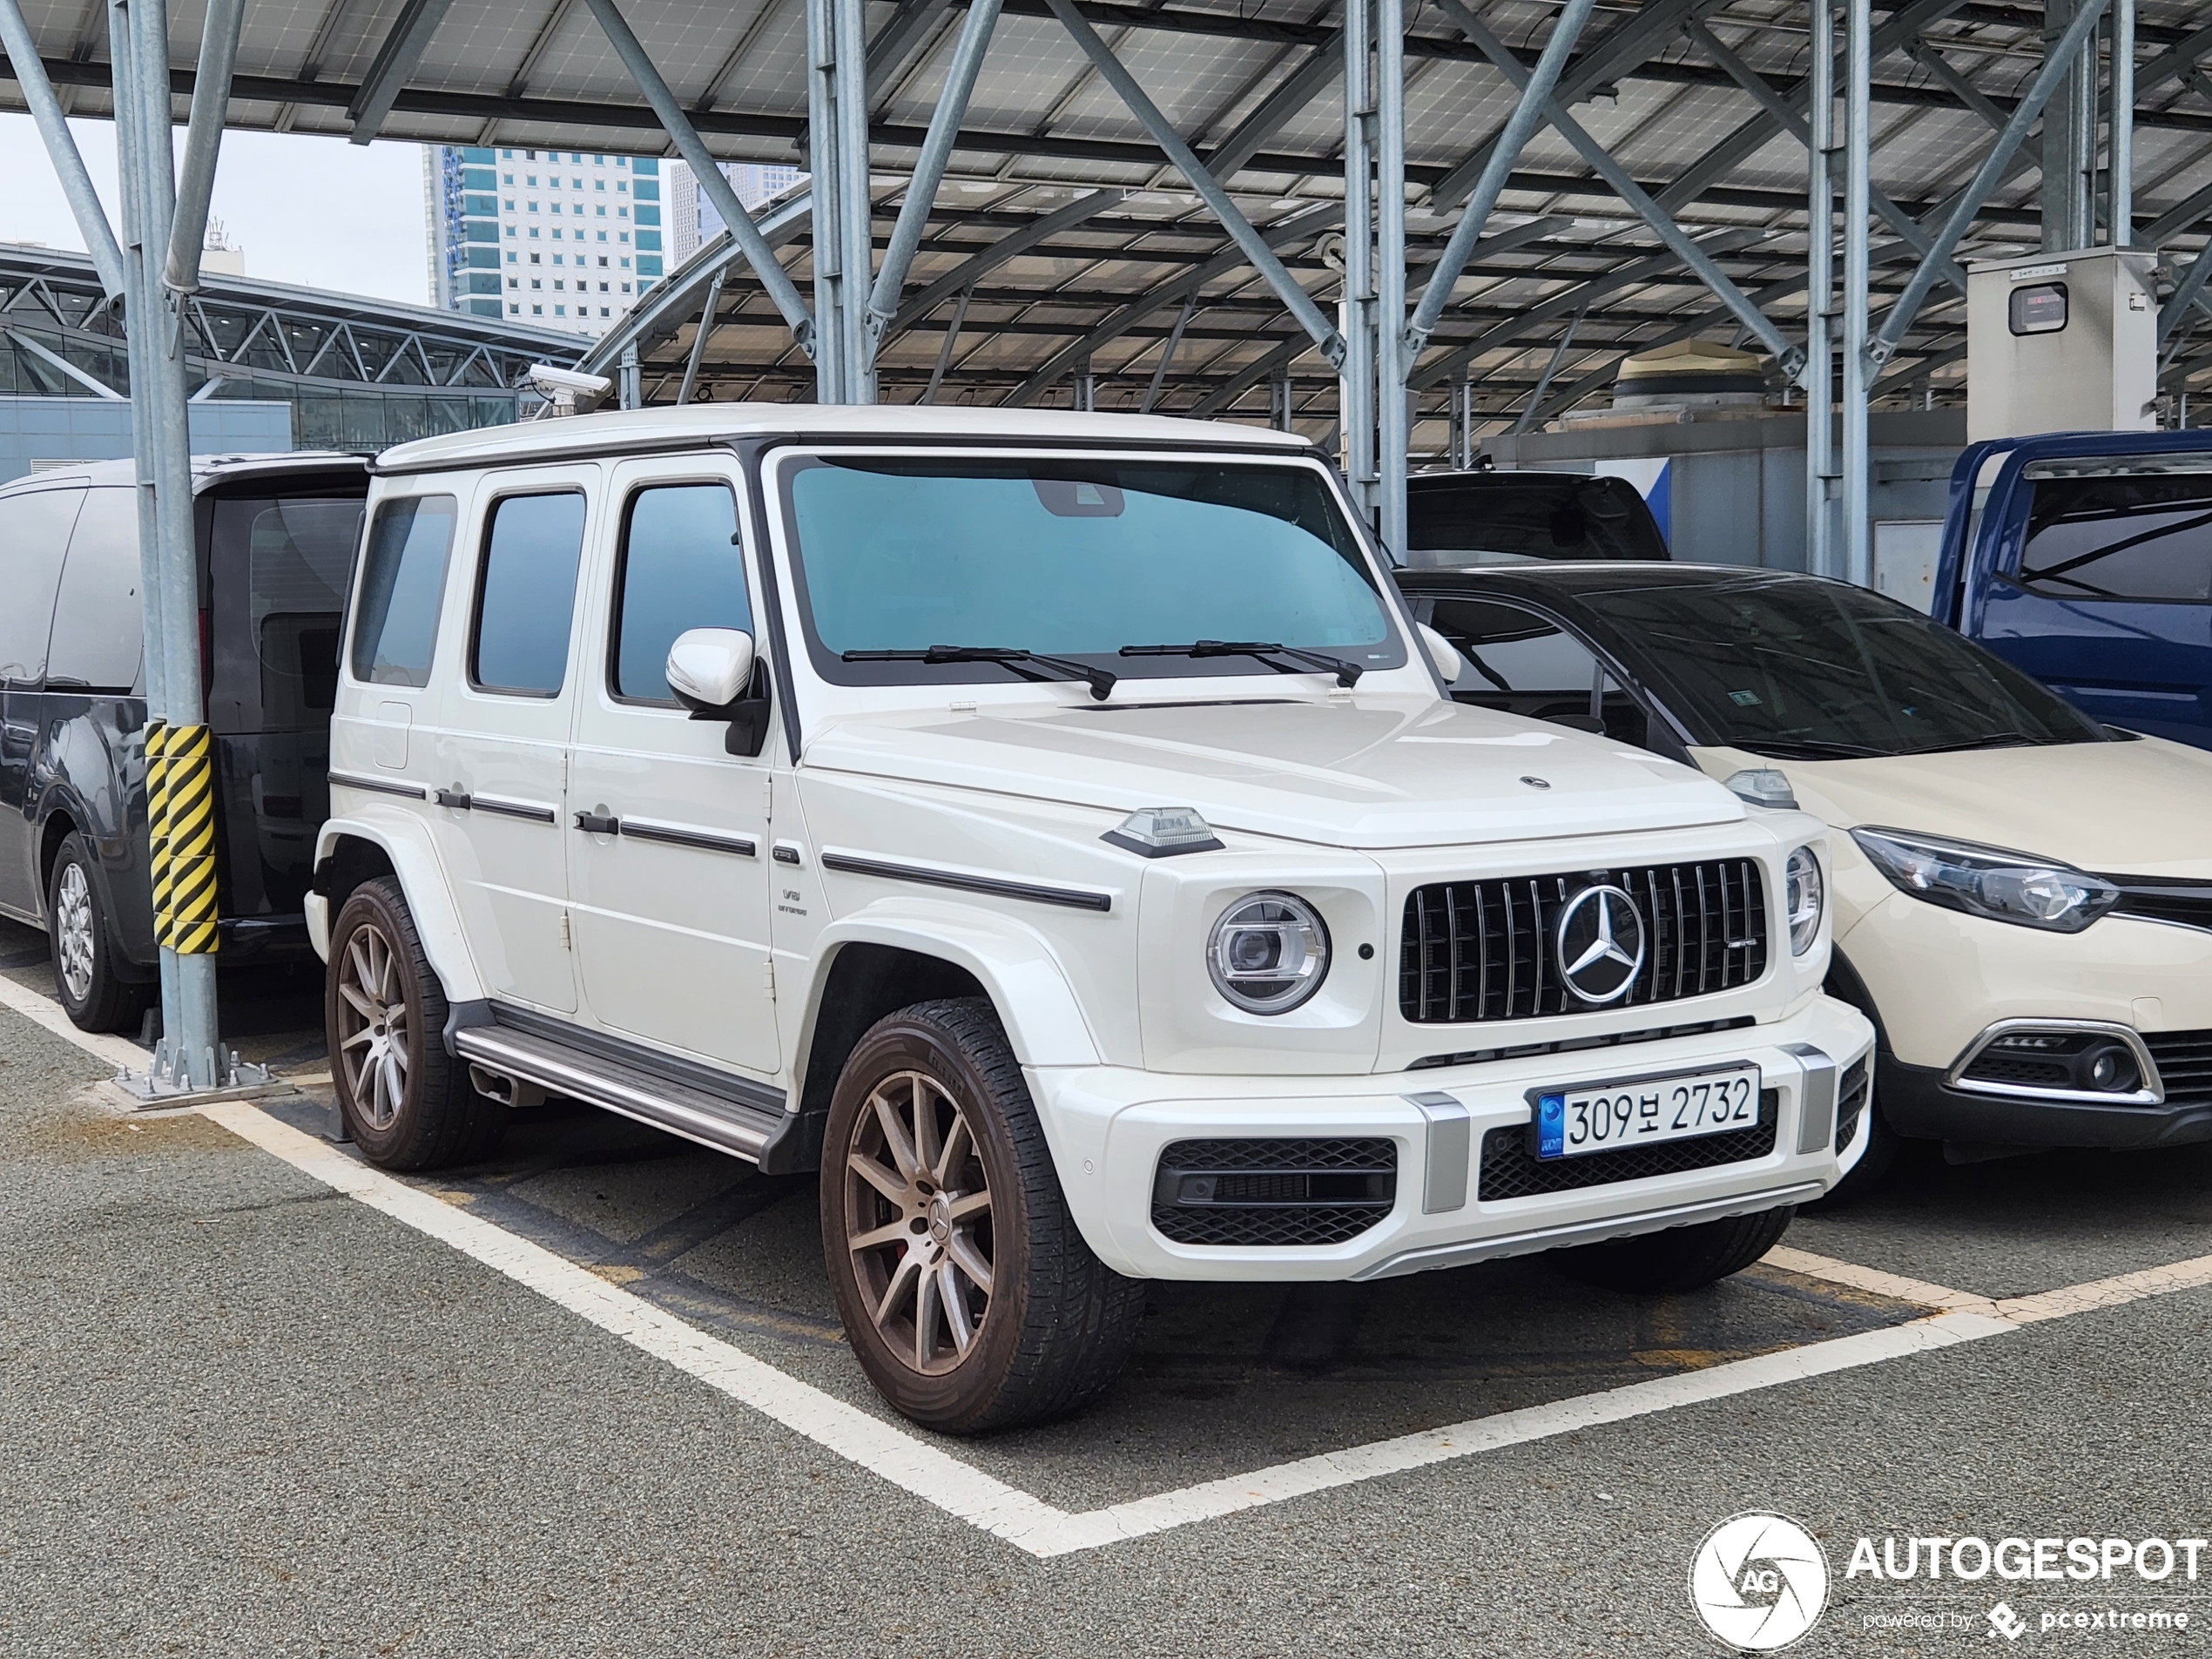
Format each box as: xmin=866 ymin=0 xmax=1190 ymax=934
xmin=47 ymin=487 xmax=143 ymax=691
xmin=212 ymin=495 xmax=364 ymax=723
xmin=472 ymin=491 xmax=585 ymax=696
xmin=1564 ymin=575 xmax=2103 ymax=758
xmin=2018 ymin=467 xmax=2212 ymax=602
xmin=0 ymin=487 xmax=84 ymax=685
xmin=612 ymin=483 xmax=751 ymax=703
xmin=351 ymin=496 xmax=456 ymax=688
xmin=785 ymin=458 xmax=1401 ymax=685
xmin=1427 ymin=597 xmax=1602 ymax=695
xmin=1407 ymin=474 xmax=1668 ymax=563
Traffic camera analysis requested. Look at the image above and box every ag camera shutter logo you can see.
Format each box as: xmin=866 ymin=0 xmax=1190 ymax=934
xmin=1689 ymin=1513 xmax=1831 ymax=1651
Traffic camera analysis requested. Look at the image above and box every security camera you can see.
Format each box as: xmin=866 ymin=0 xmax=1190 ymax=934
xmin=525 ymin=363 xmax=614 ymax=417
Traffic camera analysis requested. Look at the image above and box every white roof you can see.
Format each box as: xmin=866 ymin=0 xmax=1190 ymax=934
xmin=0 ymin=453 xmax=367 ymax=495
xmin=373 ymin=402 xmax=1318 ymax=473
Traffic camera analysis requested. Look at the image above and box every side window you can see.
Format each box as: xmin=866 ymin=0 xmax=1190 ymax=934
xmin=47 ymin=488 xmax=143 ymax=691
xmin=2018 ymin=470 xmax=2212 ymax=602
xmin=0 ymin=487 xmax=85 ymax=685
xmin=610 ymin=482 xmax=752 ymax=704
xmin=351 ymin=495 xmax=456 ymax=688
xmin=472 ymin=491 xmax=586 ymax=697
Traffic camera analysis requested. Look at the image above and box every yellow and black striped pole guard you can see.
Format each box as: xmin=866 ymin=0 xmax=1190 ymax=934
xmin=157 ymin=723 xmax=220 ymax=955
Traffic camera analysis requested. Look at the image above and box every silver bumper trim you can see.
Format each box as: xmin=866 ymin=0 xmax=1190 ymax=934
xmin=1352 ymin=1179 xmax=1825 ymax=1281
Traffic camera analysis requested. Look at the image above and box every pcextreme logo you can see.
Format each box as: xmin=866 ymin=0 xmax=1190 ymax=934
xmin=1689 ymin=1512 xmax=1832 ymax=1652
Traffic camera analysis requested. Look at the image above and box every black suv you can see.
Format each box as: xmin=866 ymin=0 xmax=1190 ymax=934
xmin=0 ymin=453 xmax=368 ymax=1029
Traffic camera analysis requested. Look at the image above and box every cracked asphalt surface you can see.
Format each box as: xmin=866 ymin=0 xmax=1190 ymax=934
xmin=4 ymin=916 xmax=2211 ymax=1657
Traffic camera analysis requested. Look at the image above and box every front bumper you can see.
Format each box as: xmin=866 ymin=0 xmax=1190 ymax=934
xmin=1031 ymin=993 xmax=1874 ymax=1281
xmin=1880 ymin=1053 xmax=2212 ymax=1151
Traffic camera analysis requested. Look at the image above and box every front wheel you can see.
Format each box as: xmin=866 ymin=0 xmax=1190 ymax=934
xmin=1555 ymin=1205 xmax=1796 ymax=1295
xmin=821 ymin=998 xmax=1145 ymax=1434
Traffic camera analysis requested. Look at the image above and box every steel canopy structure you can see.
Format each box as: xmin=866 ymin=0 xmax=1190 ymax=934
xmin=3 ymin=0 xmax=2211 ymax=1080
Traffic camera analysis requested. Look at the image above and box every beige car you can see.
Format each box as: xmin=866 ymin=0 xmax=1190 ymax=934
xmin=1399 ymin=561 xmax=2212 ymax=1193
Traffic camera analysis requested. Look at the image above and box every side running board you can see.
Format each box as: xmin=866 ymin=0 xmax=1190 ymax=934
xmin=453 ymin=1022 xmax=784 ymax=1163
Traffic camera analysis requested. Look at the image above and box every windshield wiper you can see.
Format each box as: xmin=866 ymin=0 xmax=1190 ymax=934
xmin=1904 ymin=731 xmax=2060 ymax=755
xmin=841 ymin=645 xmax=1116 ymax=702
xmin=1734 ymin=738 xmax=1888 ymax=759
xmin=1120 ymin=640 xmax=1364 ymax=687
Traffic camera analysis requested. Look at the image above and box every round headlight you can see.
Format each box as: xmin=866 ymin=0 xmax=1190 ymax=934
xmin=1785 ymin=845 xmax=1824 ymax=956
xmin=1207 ymin=891 xmax=1330 ymax=1015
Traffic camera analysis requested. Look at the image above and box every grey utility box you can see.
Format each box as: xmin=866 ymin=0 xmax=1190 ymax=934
xmin=1966 ymin=246 xmax=2157 ymax=442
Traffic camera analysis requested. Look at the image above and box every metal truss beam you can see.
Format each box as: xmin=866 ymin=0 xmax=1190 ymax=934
xmin=1202 ymin=35 xmax=1340 ymax=180
xmin=346 ymin=0 xmax=453 ymax=143
xmin=1043 ymin=0 xmax=1345 ymax=368
xmin=888 ymin=191 xmax=1119 ymax=336
xmin=1436 ymin=0 xmax=1804 ymax=379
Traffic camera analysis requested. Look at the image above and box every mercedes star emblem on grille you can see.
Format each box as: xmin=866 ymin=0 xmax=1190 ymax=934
xmin=1554 ymin=882 xmax=1648 ymax=1004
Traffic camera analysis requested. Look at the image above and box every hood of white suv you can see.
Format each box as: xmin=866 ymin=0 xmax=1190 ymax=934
xmin=806 ymin=696 xmax=1743 ymax=849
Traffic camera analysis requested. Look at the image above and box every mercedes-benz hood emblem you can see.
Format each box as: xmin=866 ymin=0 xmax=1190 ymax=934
xmin=1554 ymin=882 xmax=1648 ymax=1004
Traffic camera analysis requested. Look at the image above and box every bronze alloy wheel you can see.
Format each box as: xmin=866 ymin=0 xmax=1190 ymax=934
xmin=841 ymin=1069 xmax=996 ymax=1376
xmin=325 ymin=877 xmax=502 ymax=1170
xmin=334 ymin=917 xmax=410 ymax=1132
xmin=821 ymin=999 xmax=1146 ymax=1433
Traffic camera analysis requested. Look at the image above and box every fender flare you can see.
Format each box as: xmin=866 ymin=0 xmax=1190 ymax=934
xmin=314 ymin=810 xmax=485 ymax=1003
xmin=796 ymin=897 xmax=1103 ymax=1075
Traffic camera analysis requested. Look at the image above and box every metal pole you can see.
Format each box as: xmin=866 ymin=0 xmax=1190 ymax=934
xmin=164 ymin=0 xmax=246 ymax=292
xmin=676 ymin=269 xmax=725 ymax=405
xmin=1806 ymin=0 xmax=1837 ymax=579
xmin=1454 ymin=375 xmax=1473 ymax=469
xmin=2112 ymin=0 xmax=2134 ymax=243
xmin=1140 ymin=295 xmax=1195 ymax=414
xmin=925 ymin=290 xmax=971 ymax=404
xmin=0 ymin=0 xmax=128 ymax=298
xmin=133 ymin=0 xmax=223 ymax=1082
xmin=108 ymin=0 xmax=179 ymax=1055
xmin=1841 ymin=0 xmax=1871 ymax=589
xmin=1377 ymin=0 xmax=1408 ymax=557
xmin=1342 ymin=0 xmax=1375 ymax=523
xmin=835 ymin=0 xmax=873 ymax=399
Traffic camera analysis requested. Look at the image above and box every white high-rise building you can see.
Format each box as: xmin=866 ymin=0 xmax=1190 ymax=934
xmin=427 ymin=145 xmax=668 ymax=339
xmin=669 ymin=162 xmax=806 ymax=264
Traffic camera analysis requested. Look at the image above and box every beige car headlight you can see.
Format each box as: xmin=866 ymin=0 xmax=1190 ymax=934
xmin=1851 ymin=826 xmax=2120 ymax=933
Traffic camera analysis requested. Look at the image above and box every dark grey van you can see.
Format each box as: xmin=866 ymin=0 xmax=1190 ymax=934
xmin=0 ymin=454 xmax=368 ymax=1030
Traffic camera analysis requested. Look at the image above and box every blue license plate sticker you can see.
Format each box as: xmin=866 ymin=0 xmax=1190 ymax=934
xmin=1535 ymin=1093 xmax=1566 ymax=1159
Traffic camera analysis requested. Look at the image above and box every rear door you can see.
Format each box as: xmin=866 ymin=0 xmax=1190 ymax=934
xmin=566 ymin=457 xmax=778 ymax=1074
xmin=0 ymin=484 xmax=84 ymax=917
xmin=1973 ymin=455 xmax=2212 ymax=745
xmin=431 ymin=469 xmax=595 ymax=1014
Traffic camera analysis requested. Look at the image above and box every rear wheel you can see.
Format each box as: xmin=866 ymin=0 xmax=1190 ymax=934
xmin=327 ymin=878 xmax=502 ymax=1170
xmin=48 ymin=833 xmax=150 ymax=1034
xmin=821 ymin=998 xmax=1145 ymax=1433
xmin=1556 ymin=1205 xmax=1796 ymax=1295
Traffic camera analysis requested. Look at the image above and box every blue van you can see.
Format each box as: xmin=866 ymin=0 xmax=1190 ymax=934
xmin=1935 ymin=430 xmax=2212 ymax=747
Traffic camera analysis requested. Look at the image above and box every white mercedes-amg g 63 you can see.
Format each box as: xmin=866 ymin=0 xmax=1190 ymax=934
xmin=312 ymin=406 xmax=1871 ymax=1432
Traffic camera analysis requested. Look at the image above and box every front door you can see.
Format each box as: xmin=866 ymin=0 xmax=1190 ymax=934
xmin=432 ymin=469 xmax=595 ymax=1013
xmin=1975 ymin=461 xmax=2212 ymax=747
xmin=0 ymin=484 xmax=84 ymax=917
xmin=566 ymin=459 xmax=779 ymax=1075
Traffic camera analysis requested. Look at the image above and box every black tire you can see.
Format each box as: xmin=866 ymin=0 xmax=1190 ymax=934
xmin=327 ymin=878 xmax=502 ymax=1170
xmin=47 ymin=833 xmax=151 ymax=1034
xmin=820 ymin=998 xmax=1146 ymax=1434
xmin=1556 ymin=1204 xmax=1796 ymax=1295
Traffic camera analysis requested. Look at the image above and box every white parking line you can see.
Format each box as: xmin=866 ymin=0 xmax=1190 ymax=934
xmin=8 ymin=976 xmax=2210 ymax=1559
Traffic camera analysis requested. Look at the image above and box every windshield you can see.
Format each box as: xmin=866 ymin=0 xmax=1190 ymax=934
xmin=1564 ymin=576 xmax=2106 ymax=758
xmin=2018 ymin=458 xmax=2212 ymax=601
xmin=781 ymin=455 xmax=1405 ymax=687
xmin=1406 ymin=473 xmax=1668 ymax=563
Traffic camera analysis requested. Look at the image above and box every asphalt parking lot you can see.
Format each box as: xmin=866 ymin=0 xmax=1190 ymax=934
xmin=6 ymin=914 xmax=2212 ymax=1657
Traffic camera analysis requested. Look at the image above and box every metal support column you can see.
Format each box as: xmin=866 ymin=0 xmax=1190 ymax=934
xmin=1806 ymin=0 xmax=1838 ymax=579
xmin=2042 ymin=0 xmax=2097 ymax=249
xmin=1375 ymin=0 xmax=1408 ymax=556
xmin=1341 ymin=0 xmax=1376 ymax=523
xmin=1841 ymin=0 xmax=1872 ymax=588
xmin=2111 ymin=0 xmax=2134 ymax=243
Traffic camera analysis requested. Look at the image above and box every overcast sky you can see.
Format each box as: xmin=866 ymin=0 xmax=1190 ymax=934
xmin=0 ymin=113 xmax=430 ymax=307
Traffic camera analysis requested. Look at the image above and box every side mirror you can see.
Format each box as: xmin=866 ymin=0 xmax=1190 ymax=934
xmin=1416 ymin=622 xmax=1464 ymax=683
xmin=666 ymin=628 xmax=756 ymax=711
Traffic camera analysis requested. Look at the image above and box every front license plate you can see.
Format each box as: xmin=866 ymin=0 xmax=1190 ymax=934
xmin=1531 ymin=1063 xmax=1763 ymax=1160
